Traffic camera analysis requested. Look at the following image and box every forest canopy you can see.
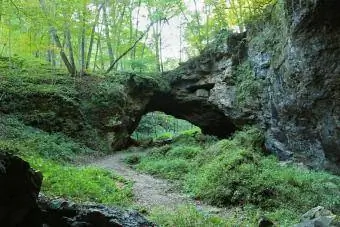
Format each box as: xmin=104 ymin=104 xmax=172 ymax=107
xmin=0 ymin=0 xmax=274 ymax=76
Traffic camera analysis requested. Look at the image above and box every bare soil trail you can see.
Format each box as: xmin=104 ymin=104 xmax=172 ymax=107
xmin=91 ymin=151 xmax=226 ymax=215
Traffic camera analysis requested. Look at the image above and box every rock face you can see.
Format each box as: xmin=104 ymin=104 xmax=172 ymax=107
xmin=248 ymin=0 xmax=340 ymax=172
xmin=148 ymin=0 xmax=340 ymax=173
xmin=147 ymin=31 xmax=251 ymax=138
xmin=0 ymin=73 xmax=161 ymax=152
xmin=0 ymin=151 xmax=43 ymax=227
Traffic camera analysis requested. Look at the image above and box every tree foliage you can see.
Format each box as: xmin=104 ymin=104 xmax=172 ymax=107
xmin=0 ymin=0 xmax=275 ymax=75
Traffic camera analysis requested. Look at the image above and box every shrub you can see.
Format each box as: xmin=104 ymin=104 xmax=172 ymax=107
xmin=124 ymin=153 xmax=142 ymax=165
xmin=137 ymin=125 xmax=340 ymax=224
xmin=185 ymin=127 xmax=340 ymax=214
xmin=167 ymin=145 xmax=202 ymax=159
xmin=137 ymin=158 xmax=190 ymax=180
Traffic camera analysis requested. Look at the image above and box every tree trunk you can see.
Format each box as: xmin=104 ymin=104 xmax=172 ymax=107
xmin=64 ymin=28 xmax=76 ymax=75
xmin=80 ymin=9 xmax=86 ymax=76
xmin=86 ymin=4 xmax=103 ymax=70
xmin=39 ymin=0 xmax=76 ymax=75
xmin=132 ymin=0 xmax=142 ymax=61
xmin=159 ymin=21 xmax=164 ymax=73
xmin=103 ymin=3 xmax=114 ymax=63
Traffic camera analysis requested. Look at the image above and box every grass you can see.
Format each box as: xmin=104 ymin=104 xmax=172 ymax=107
xmin=148 ymin=205 xmax=297 ymax=226
xmin=0 ymin=114 xmax=133 ymax=207
xmin=149 ymin=206 xmax=230 ymax=227
xmin=26 ymin=156 xmax=132 ymax=206
xmin=131 ymin=126 xmax=340 ymax=225
xmin=0 ymin=114 xmax=95 ymax=163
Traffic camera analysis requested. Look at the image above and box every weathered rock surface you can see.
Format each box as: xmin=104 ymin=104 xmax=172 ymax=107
xmin=38 ymin=196 xmax=154 ymax=227
xmin=248 ymin=0 xmax=340 ymax=173
xmin=0 ymin=151 xmax=42 ymax=227
xmin=149 ymin=0 xmax=340 ymax=173
xmin=147 ymin=31 xmax=251 ymax=138
xmin=294 ymin=206 xmax=339 ymax=227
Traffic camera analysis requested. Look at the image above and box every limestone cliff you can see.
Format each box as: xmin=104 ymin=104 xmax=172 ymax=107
xmin=1 ymin=0 xmax=339 ymax=173
xmin=148 ymin=0 xmax=340 ymax=173
xmin=250 ymin=0 xmax=340 ymax=172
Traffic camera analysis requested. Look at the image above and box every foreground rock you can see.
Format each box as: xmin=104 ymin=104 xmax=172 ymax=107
xmin=0 ymin=152 xmax=153 ymax=227
xmin=295 ymin=206 xmax=339 ymax=227
xmin=39 ymin=196 xmax=154 ymax=227
xmin=0 ymin=151 xmax=42 ymax=227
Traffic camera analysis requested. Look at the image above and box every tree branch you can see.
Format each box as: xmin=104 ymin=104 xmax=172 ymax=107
xmin=105 ymin=20 xmax=157 ymax=74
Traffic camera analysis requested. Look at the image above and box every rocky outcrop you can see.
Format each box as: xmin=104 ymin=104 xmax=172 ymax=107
xmin=0 ymin=73 xmax=162 ymax=152
xmin=294 ymin=206 xmax=339 ymax=227
xmin=148 ymin=0 xmax=340 ymax=173
xmin=0 ymin=151 xmax=42 ymax=227
xmin=248 ymin=0 xmax=340 ymax=173
xmin=38 ymin=196 xmax=154 ymax=227
xmin=147 ymin=31 xmax=251 ymax=137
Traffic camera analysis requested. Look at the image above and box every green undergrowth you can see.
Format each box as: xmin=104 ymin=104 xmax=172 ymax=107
xmin=235 ymin=61 xmax=263 ymax=107
xmin=0 ymin=114 xmax=133 ymax=206
xmin=128 ymin=126 xmax=340 ymax=225
xmin=149 ymin=206 xmax=230 ymax=227
xmin=26 ymin=156 xmax=132 ymax=206
xmin=0 ymin=114 xmax=96 ymax=162
xmin=148 ymin=205 xmax=298 ymax=226
xmin=0 ymin=56 xmax=77 ymax=96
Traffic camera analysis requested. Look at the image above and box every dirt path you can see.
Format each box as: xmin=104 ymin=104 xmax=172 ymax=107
xmin=91 ymin=151 xmax=224 ymax=214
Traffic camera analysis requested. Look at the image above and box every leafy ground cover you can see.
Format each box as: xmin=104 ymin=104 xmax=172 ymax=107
xmin=0 ymin=114 xmax=133 ymax=206
xmin=127 ymin=126 xmax=340 ymax=225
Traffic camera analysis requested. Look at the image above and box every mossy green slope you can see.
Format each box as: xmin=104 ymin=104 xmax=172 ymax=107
xmin=0 ymin=114 xmax=133 ymax=206
xmin=132 ymin=127 xmax=340 ymax=225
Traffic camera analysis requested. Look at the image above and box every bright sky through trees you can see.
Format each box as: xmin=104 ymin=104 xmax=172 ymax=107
xmin=0 ymin=0 xmax=273 ymax=75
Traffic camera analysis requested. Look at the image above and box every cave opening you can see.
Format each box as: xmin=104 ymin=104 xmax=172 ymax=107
xmin=132 ymin=111 xmax=201 ymax=141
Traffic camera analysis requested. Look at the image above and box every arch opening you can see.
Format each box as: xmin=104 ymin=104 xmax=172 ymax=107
xmin=132 ymin=111 xmax=201 ymax=142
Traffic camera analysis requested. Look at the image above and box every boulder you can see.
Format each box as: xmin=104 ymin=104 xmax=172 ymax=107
xmin=294 ymin=206 xmax=339 ymax=227
xmin=0 ymin=151 xmax=43 ymax=227
xmin=38 ymin=196 xmax=154 ymax=227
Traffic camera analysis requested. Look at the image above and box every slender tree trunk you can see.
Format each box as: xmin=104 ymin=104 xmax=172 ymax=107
xmin=80 ymin=9 xmax=86 ymax=76
xmin=179 ymin=17 xmax=182 ymax=63
xmin=193 ymin=0 xmax=202 ymax=50
xmin=93 ymin=36 xmax=100 ymax=72
xmin=99 ymin=38 xmax=105 ymax=71
xmin=103 ymin=3 xmax=114 ymax=63
xmin=140 ymin=31 xmax=149 ymax=72
xmin=64 ymin=28 xmax=76 ymax=75
xmin=86 ymin=4 xmax=103 ymax=70
xmin=159 ymin=21 xmax=164 ymax=73
xmin=154 ymin=25 xmax=161 ymax=72
xmin=39 ymin=0 xmax=76 ymax=75
xmin=113 ymin=2 xmax=127 ymax=71
xmin=132 ymin=0 xmax=142 ymax=61
xmin=47 ymin=35 xmax=56 ymax=67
